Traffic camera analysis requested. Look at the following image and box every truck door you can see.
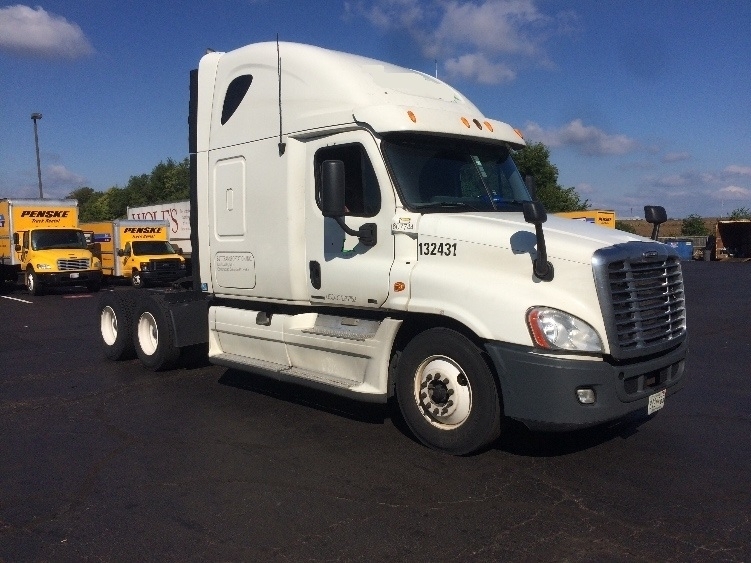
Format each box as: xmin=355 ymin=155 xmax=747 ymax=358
xmin=122 ymin=242 xmax=132 ymax=273
xmin=20 ymin=231 xmax=30 ymax=265
xmin=305 ymin=132 xmax=395 ymax=308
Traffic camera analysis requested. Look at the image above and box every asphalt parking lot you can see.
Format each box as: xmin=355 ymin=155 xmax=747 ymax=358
xmin=1 ymin=261 xmax=750 ymax=561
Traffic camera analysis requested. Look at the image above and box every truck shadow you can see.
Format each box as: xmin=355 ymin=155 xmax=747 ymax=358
xmin=494 ymin=412 xmax=653 ymax=457
xmin=218 ymin=367 xmax=652 ymax=456
xmin=218 ymin=368 xmax=388 ymax=424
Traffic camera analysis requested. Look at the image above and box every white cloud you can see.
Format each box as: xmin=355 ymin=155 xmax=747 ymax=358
xmin=350 ymin=0 xmax=578 ymax=84
xmin=444 ymin=53 xmax=516 ymax=84
xmin=47 ymin=164 xmax=85 ymax=186
xmin=0 ymin=5 xmax=94 ymax=59
xmin=655 ymin=174 xmax=690 ymax=188
xmin=724 ymin=165 xmax=751 ymax=177
xmin=662 ymin=152 xmax=691 ymax=163
xmin=712 ymin=185 xmax=751 ymax=200
xmin=432 ymin=0 xmax=547 ymax=58
xmin=524 ymin=119 xmax=638 ymax=156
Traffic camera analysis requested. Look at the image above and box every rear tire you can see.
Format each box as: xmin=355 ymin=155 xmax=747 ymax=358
xmin=395 ymin=328 xmax=502 ymax=455
xmin=98 ymin=291 xmax=136 ymax=360
xmin=133 ymin=295 xmax=180 ymax=371
xmin=26 ymin=269 xmax=44 ymax=296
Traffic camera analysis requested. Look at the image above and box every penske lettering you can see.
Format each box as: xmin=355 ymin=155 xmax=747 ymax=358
xmin=20 ymin=210 xmax=70 ymax=218
xmin=124 ymin=227 xmax=163 ymax=234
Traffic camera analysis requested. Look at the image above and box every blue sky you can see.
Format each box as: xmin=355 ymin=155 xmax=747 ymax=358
xmin=1 ymin=0 xmax=749 ymax=219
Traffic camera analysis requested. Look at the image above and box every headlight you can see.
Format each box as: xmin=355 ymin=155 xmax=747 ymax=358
xmin=36 ymin=263 xmax=52 ymax=270
xmin=92 ymin=258 xmax=101 ymax=268
xmin=140 ymin=262 xmax=149 ymax=270
xmin=526 ymin=307 xmax=603 ymax=353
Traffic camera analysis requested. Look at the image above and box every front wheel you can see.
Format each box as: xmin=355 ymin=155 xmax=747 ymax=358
xmin=395 ymin=328 xmax=502 ymax=455
xmin=133 ymin=296 xmax=180 ymax=371
xmin=26 ymin=269 xmax=44 ymax=296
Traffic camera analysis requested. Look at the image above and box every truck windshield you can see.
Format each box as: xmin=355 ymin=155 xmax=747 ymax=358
xmin=132 ymin=241 xmax=177 ymax=256
xmin=31 ymin=229 xmax=88 ymax=250
xmin=381 ymin=133 xmax=531 ymax=212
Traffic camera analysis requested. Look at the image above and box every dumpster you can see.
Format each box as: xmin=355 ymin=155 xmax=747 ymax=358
xmin=664 ymin=239 xmax=693 ymax=261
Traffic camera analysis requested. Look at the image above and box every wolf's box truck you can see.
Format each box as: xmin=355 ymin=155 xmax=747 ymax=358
xmin=96 ymin=42 xmax=688 ymax=454
xmin=82 ymin=219 xmax=186 ymax=287
xmin=0 ymin=198 xmax=102 ymax=295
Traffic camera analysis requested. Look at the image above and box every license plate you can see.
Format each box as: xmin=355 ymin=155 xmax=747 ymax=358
xmin=647 ymin=389 xmax=666 ymax=415
xmin=69 ymin=272 xmax=79 ymax=279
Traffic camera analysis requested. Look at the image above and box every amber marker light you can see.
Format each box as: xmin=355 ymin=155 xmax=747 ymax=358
xmin=526 ymin=309 xmax=550 ymax=349
xmin=460 ymin=117 xmax=470 ymax=128
xmin=513 ymin=128 xmax=524 ymax=140
xmin=407 ymin=110 xmax=417 ymax=123
xmin=394 ymin=282 xmax=406 ymax=292
xmin=484 ymin=121 xmax=494 ymax=132
xmin=472 ymin=119 xmax=482 ymax=129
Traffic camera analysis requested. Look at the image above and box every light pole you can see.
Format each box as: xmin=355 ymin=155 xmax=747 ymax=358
xmin=31 ymin=112 xmax=43 ymax=198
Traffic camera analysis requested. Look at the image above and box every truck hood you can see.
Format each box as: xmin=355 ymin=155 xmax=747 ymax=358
xmin=417 ymin=212 xmax=651 ymax=264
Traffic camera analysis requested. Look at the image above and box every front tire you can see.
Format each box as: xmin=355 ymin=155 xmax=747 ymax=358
xmin=133 ymin=296 xmax=180 ymax=371
xmin=98 ymin=291 xmax=136 ymax=360
xmin=26 ymin=269 xmax=44 ymax=296
xmin=395 ymin=328 xmax=502 ymax=455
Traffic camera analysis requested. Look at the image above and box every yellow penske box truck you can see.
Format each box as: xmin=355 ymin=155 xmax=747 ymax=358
xmin=0 ymin=198 xmax=102 ymax=295
xmin=81 ymin=220 xmax=186 ymax=288
xmin=555 ymin=210 xmax=616 ymax=228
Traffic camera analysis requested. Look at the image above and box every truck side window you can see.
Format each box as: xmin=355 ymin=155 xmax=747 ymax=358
xmin=221 ymin=74 xmax=253 ymax=125
xmin=315 ymin=144 xmax=381 ymax=217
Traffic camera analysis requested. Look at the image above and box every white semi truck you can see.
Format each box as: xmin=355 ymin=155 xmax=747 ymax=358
xmin=97 ymin=42 xmax=688 ymax=454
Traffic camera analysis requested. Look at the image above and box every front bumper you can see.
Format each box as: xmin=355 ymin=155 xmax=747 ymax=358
xmin=37 ymin=270 xmax=102 ymax=286
xmin=140 ymin=269 xmax=184 ymax=283
xmin=485 ymin=338 xmax=688 ymax=431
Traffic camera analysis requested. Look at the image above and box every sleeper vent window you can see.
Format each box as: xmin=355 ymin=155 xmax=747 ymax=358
xmin=221 ymin=75 xmax=253 ymax=125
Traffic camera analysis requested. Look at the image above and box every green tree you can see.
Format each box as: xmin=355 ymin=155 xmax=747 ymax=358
xmin=729 ymin=207 xmax=751 ymax=220
xmin=68 ymin=158 xmax=190 ymax=221
xmin=615 ymin=220 xmax=637 ymax=234
xmin=67 ymin=186 xmax=97 ymax=208
xmin=681 ymin=214 xmax=709 ymax=236
xmin=511 ymin=141 xmax=589 ymax=212
xmin=148 ymin=158 xmax=190 ymax=203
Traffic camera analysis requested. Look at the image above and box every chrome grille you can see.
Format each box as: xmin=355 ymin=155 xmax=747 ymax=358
xmin=593 ymin=243 xmax=687 ymax=360
xmin=57 ymin=258 xmax=89 ymax=271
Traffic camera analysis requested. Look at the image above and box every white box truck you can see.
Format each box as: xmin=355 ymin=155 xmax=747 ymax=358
xmin=96 ymin=42 xmax=687 ymax=454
